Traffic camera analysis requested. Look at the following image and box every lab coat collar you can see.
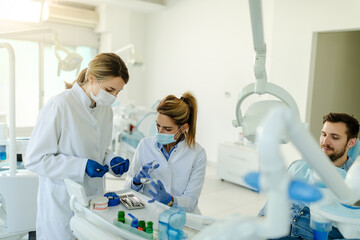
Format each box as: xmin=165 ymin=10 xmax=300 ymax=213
xmin=72 ymin=82 xmax=93 ymax=108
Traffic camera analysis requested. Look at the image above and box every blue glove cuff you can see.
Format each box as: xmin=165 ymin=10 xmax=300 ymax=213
xmin=164 ymin=194 xmax=172 ymax=205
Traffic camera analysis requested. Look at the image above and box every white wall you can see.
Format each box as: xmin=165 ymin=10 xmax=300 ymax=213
xmin=270 ymin=0 xmax=360 ymax=121
xmin=97 ymin=4 xmax=147 ymax=107
xmin=142 ymin=0 xmax=275 ymax=163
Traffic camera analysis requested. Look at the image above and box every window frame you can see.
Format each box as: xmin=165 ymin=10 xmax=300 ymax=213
xmin=0 ymin=20 xmax=99 ymax=132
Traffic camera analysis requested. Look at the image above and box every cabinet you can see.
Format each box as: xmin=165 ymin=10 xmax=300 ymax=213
xmin=217 ymin=142 xmax=259 ymax=190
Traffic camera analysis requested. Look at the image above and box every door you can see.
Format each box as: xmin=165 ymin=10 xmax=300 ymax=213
xmin=306 ymin=30 xmax=360 ymax=138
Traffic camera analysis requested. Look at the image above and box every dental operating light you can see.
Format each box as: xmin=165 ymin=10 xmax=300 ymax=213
xmin=54 ymin=34 xmax=83 ymax=76
xmin=233 ymin=0 xmax=300 ymax=142
xmin=0 ymin=28 xmax=84 ymax=77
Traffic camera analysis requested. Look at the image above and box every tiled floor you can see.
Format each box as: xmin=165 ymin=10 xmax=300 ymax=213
xmin=106 ymin=163 xmax=267 ymax=219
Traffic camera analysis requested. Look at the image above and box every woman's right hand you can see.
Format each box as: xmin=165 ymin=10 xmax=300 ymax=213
xmin=133 ymin=161 xmax=160 ymax=184
xmin=85 ymin=159 xmax=109 ymax=178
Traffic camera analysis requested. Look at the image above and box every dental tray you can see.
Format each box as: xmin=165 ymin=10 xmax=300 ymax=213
xmin=119 ymin=194 xmax=145 ymax=210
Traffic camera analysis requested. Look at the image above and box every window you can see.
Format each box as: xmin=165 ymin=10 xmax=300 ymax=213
xmin=0 ymin=38 xmax=97 ymax=128
xmin=0 ymin=39 xmax=39 ymax=127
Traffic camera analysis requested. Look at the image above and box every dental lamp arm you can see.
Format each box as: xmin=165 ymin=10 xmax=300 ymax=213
xmin=114 ymin=44 xmax=135 ymax=55
xmin=249 ymin=0 xmax=267 ymax=94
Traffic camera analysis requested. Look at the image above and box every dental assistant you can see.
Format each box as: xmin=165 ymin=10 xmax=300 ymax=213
xmin=25 ymin=53 xmax=130 ymax=240
xmin=124 ymin=92 xmax=207 ymax=213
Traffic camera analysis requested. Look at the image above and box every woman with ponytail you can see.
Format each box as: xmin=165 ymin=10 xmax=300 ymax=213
xmin=124 ymin=92 xmax=207 ymax=213
xmin=25 ymin=53 xmax=130 ymax=239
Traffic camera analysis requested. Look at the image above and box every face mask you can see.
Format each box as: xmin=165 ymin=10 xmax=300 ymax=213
xmin=89 ymin=81 xmax=116 ymax=106
xmin=156 ymin=127 xmax=183 ymax=145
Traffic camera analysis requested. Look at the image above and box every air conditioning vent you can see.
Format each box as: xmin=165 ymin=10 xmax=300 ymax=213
xmin=46 ymin=4 xmax=99 ymax=28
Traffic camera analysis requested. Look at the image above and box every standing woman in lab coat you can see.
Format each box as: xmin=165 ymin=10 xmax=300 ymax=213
xmin=25 ymin=53 xmax=130 ymax=240
xmin=124 ymin=92 xmax=207 ymax=213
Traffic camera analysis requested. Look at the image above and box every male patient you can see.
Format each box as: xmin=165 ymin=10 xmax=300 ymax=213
xmin=259 ymin=112 xmax=360 ymax=240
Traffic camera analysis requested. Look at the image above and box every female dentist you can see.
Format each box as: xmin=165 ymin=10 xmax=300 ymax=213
xmin=124 ymin=92 xmax=207 ymax=213
xmin=25 ymin=53 xmax=130 ymax=240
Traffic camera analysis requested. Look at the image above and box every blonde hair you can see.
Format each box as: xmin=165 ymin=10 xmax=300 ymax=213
xmin=65 ymin=53 xmax=129 ymax=89
xmin=156 ymin=92 xmax=198 ymax=148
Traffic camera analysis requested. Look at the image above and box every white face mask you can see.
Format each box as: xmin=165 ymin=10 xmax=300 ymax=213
xmin=89 ymin=81 xmax=116 ymax=106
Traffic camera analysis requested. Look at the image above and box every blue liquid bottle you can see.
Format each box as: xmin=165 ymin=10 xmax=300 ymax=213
xmin=0 ymin=145 xmax=6 ymax=161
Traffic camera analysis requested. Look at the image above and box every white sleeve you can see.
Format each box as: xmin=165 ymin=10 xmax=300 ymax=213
xmin=174 ymin=148 xmax=207 ymax=213
xmin=104 ymin=147 xmax=117 ymax=176
xmin=25 ymin=101 xmax=87 ymax=183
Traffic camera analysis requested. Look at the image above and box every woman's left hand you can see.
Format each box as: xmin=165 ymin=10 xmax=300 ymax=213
xmin=148 ymin=180 xmax=172 ymax=205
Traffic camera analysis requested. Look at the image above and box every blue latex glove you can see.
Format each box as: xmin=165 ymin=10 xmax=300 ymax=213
xmin=148 ymin=179 xmax=172 ymax=205
xmin=133 ymin=161 xmax=160 ymax=184
xmin=110 ymin=157 xmax=129 ymax=175
xmin=86 ymin=159 xmax=109 ymax=178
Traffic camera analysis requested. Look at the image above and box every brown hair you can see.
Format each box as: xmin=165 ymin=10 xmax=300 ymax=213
xmin=65 ymin=53 xmax=129 ymax=89
xmin=323 ymin=113 xmax=359 ymax=140
xmin=157 ymin=92 xmax=198 ymax=148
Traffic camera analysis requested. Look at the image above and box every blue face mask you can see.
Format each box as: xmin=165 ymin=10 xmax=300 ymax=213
xmin=156 ymin=127 xmax=182 ymax=145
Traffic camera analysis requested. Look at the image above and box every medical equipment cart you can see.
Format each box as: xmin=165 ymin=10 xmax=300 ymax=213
xmin=65 ymin=179 xmax=216 ymax=240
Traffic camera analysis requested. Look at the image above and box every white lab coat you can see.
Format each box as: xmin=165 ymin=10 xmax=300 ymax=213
xmin=124 ymin=137 xmax=207 ymax=213
xmin=25 ymin=83 xmax=116 ymax=240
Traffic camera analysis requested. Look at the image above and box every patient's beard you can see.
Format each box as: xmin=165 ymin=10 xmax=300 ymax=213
xmin=326 ymin=143 xmax=347 ymax=162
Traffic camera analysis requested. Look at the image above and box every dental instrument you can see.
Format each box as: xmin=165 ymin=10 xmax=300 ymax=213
xmin=110 ymin=161 xmax=125 ymax=169
xmin=119 ymin=194 xmax=145 ymax=210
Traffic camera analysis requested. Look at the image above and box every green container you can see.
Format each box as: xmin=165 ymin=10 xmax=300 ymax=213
xmin=146 ymin=221 xmax=153 ymax=234
xmin=118 ymin=211 xmax=125 ymax=223
xmin=138 ymin=220 xmax=146 ymax=231
xmin=113 ymin=219 xmax=153 ymax=239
